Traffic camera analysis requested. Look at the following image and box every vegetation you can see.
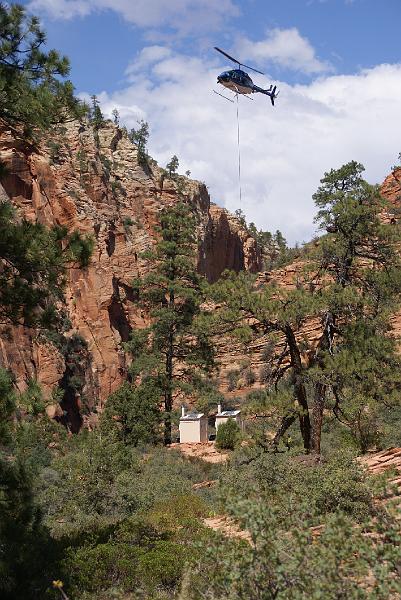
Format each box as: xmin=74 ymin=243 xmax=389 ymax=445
xmin=0 ymin=2 xmax=86 ymax=134
xmin=0 ymin=202 xmax=92 ymax=328
xmin=215 ymin=418 xmax=241 ymax=450
xmin=129 ymin=119 xmax=150 ymax=166
xmin=2 ymin=5 xmax=401 ymax=598
xmin=235 ymin=209 xmax=301 ymax=270
xmin=101 ymin=381 xmax=162 ymax=446
xmin=211 ymin=161 xmax=401 ymax=454
xmin=166 ymin=154 xmax=179 ymax=178
xmin=89 ymin=94 xmax=104 ymax=129
xmin=126 ymin=202 xmax=214 ymax=444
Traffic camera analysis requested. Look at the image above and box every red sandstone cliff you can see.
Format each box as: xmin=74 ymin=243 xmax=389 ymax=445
xmin=0 ymin=118 xmax=261 ymax=423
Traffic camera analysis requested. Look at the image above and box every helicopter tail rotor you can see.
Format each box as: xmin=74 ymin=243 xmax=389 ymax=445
xmin=269 ymin=86 xmax=279 ymax=106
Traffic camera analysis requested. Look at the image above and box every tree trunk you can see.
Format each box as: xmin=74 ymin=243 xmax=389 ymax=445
xmin=163 ymin=400 xmax=172 ymax=445
xmin=272 ymin=413 xmax=297 ymax=449
xmin=310 ymin=312 xmax=335 ymax=454
xmin=164 ymin=290 xmax=175 ymax=445
xmin=284 ymin=324 xmax=312 ymax=451
xmin=164 ymin=330 xmax=174 ymax=445
xmin=311 ymin=382 xmax=326 ymax=454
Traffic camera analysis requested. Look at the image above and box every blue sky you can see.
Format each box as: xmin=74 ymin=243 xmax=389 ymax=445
xmin=23 ymin=0 xmax=401 ymax=243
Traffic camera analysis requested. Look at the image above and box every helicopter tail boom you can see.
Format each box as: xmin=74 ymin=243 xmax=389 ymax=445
xmin=254 ymin=84 xmax=279 ymax=106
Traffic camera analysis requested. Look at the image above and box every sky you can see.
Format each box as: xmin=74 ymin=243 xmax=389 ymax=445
xmin=22 ymin=0 xmax=401 ymax=244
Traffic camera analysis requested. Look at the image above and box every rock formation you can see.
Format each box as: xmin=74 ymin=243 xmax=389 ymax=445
xmin=0 ymin=118 xmax=261 ymax=424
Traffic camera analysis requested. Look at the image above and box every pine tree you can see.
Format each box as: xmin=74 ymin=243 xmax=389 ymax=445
xmin=0 ymin=3 xmax=84 ymax=133
xmin=90 ymin=95 xmax=104 ymax=129
xmin=211 ymin=162 xmax=401 ymax=453
xmin=126 ymin=202 xmax=214 ymax=444
xmin=166 ymin=155 xmax=179 ymax=178
xmin=128 ymin=120 xmax=149 ymax=166
xmin=0 ymin=202 xmax=93 ymax=328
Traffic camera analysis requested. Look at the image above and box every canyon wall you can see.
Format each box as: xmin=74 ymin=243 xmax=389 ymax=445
xmin=0 ymin=118 xmax=261 ymax=423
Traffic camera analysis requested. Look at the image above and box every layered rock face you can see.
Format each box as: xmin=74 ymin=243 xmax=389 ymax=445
xmin=0 ymin=119 xmax=261 ymax=422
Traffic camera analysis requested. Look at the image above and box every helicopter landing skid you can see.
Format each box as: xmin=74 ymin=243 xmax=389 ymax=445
xmin=213 ymin=90 xmax=234 ymax=103
xmin=213 ymin=89 xmax=254 ymax=103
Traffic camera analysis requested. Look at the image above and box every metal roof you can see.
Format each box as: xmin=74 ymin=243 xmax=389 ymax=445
xmin=180 ymin=412 xmax=205 ymax=421
xmin=216 ymin=410 xmax=241 ymax=417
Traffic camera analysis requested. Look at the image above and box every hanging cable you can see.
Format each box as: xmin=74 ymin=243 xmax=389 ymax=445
xmin=236 ymin=92 xmax=242 ymax=207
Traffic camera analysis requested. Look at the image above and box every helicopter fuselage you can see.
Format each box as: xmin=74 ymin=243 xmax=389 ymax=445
xmin=214 ymin=47 xmax=278 ymax=106
xmin=217 ymin=69 xmax=254 ymax=94
xmin=216 ymin=65 xmax=278 ymax=105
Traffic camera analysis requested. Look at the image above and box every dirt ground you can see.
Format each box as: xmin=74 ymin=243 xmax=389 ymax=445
xmin=169 ymin=441 xmax=228 ymax=463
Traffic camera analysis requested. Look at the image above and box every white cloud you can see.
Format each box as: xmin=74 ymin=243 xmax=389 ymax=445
xmin=125 ymin=46 xmax=172 ymax=76
xmin=93 ymin=49 xmax=401 ymax=245
xmin=235 ymin=28 xmax=332 ymax=74
xmin=28 ymin=0 xmax=239 ymax=35
xmin=28 ymin=0 xmax=91 ymax=19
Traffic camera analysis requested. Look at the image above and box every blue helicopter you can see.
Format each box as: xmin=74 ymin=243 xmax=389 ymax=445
xmin=214 ymin=46 xmax=279 ymax=106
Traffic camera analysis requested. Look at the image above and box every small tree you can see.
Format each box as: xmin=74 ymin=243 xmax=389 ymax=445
xmin=101 ymin=381 xmax=162 ymax=446
xmin=111 ymin=108 xmax=120 ymax=125
xmin=234 ymin=208 xmax=246 ymax=227
xmin=166 ymin=155 xmax=179 ymax=178
xmin=216 ymin=418 xmax=241 ymax=450
xmin=129 ymin=120 xmax=149 ymax=166
xmin=90 ymin=95 xmax=104 ymax=129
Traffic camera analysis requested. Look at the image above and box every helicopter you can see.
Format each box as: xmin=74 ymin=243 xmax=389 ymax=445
xmin=214 ymin=46 xmax=279 ymax=106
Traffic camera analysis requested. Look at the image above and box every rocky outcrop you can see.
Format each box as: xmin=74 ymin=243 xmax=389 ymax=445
xmin=380 ymin=168 xmax=401 ymax=212
xmin=0 ymin=118 xmax=261 ymax=420
xmin=198 ymin=204 xmax=261 ymax=282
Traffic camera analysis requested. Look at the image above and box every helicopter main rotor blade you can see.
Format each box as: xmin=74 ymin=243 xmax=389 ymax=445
xmin=214 ymin=46 xmax=265 ymax=76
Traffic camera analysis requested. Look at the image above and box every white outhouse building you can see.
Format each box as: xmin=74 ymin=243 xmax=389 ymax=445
xmin=215 ymin=403 xmax=242 ymax=432
xmin=179 ymin=407 xmax=208 ymax=443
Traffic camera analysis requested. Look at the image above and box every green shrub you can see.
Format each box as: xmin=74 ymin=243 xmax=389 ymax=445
xmin=101 ymin=381 xmax=162 ymax=446
xmin=184 ymin=499 xmax=401 ymax=600
xmin=67 ymin=231 xmax=94 ymax=267
xmin=243 ymin=367 xmax=256 ymax=386
xmin=65 ymin=542 xmax=141 ymax=593
xmin=122 ymin=216 xmax=134 ymax=227
xmin=216 ymin=419 xmax=241 ymax=450
xmin=138 ymin=540 xmax=184 ymax=589
xmin=146 ymin=493 xmax=209 ymax=532
xmin=222 ymin=449 xmax=374 ymax=523
xmin=227 ymin=369 xmax=239 ymax=392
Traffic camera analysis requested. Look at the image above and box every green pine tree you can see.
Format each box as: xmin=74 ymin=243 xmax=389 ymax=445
xmin=128 ymin=119 xmax=149 ymax=166
xmin=126 ymin=202 xmax=214 ymax=444
xmin=90 ymin=94 xmax=104 ymax=129
xmin=0 ymin=203 xmax=93 ymax=328
xmin=166 ymin=155 xmax=179 ymax=178
xmin=211 ymin=161 xmax=401 ymax=454
xmin=0 ymin=3 xmax=85 ymax=134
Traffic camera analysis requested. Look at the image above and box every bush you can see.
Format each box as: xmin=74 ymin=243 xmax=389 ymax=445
xmin=101 ymin=381 xmax=162 ymax=446
xmin=259 ymin=364 xmax=272 ymax=384
xmin=243 ymin=368 xmax=256 ymax=386
xmin=227 ymin=369 xmax=239 ymax=392
xmin=216 ymin=419 xmax=241 ymax=451
xmin=184 ymin=499 xmax=401 ymax=600
xmin=122 ymin=216 xmax=134 ymax=227
xmin=222 ymin=449 xmax=374 ymax=523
